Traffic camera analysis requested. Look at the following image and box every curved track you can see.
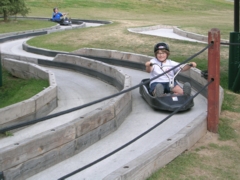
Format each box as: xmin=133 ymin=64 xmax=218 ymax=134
xmin=0 ymin=23 xmax=208 ymax=180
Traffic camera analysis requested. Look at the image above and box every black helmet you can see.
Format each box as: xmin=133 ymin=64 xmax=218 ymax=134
xmin=154 ymin=42 xmax=170 ymax=53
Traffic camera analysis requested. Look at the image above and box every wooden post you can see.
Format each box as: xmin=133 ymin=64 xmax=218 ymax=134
xmin=207 ymin=28 xmax=220 ymax=133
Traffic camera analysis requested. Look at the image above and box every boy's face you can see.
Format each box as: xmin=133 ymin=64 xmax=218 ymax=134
xmin=156 ymin=50 xmax=167 ymax=62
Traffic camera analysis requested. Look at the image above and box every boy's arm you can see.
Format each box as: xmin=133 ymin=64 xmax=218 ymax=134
xmin=145 ymin=61 xmax=153 ymax=73
xmin=181 ymin=62 xmax=197 ymax=71
xmin=60 ymin=12 xmax=68 ymax=16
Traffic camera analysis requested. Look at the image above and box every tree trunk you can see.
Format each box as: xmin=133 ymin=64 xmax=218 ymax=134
xmin=3 ymin=10 xmax=8 ymax=22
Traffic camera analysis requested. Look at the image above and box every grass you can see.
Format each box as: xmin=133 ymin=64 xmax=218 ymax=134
xmin=0 ymin=68 xmax=49 ymax=108
xmin=0 ymin=18 xmax=56 ymax=34
xmin=147 ymin=143 xmax=240 ymax=180
xmin=1 ymin=0 xmax=240 ymax=179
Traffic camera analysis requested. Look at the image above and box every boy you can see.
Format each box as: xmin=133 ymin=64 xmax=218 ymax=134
xmin=52 ymin=7 xmax=66 ymax=22
xmin=145 ymin=42 xmax=197 ymax=97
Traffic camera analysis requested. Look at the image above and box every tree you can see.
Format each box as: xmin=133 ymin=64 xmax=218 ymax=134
xmin=0 ymin=0 xmax=30 ymax=22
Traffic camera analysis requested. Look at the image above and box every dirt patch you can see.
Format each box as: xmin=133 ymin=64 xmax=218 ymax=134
xmin=221 ymin=110 xmax=240 ymax=121
xmin=189 ymin=113 xmax=240 ymax=156
xmin=221 ymin=110 xmax=240 ymax=138
xmin=189 ymin=131 xmax=219 ymax=156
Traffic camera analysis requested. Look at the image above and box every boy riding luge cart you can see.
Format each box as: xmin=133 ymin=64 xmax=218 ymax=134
xmin=50 ymin=7 xmax=72 ymax=26
xmin=140 ymin=42 xmax=197 ymax=111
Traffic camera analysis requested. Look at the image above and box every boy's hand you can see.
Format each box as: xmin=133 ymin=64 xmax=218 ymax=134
xmin=188 ymin=62 xmax=197 ymax=68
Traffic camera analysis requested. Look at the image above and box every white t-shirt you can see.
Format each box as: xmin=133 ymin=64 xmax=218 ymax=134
xmin=149 ymin=58 xmax=180 ymax=86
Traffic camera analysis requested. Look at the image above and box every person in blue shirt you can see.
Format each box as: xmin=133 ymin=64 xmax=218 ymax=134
xmin=52 ymin=7 xmax=66 ymax=22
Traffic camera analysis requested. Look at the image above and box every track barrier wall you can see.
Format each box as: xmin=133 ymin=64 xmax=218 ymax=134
xmin=0 ymin=54 xmax=132 ymax=180
xmin=128 ymin=25 xmax=228 ymax=44
xmin=0 ymin=58 xmax=57 ymax=130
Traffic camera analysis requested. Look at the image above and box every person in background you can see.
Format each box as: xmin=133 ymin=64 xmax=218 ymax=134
xmin=51 ymin=7 xmax=67 ymax=22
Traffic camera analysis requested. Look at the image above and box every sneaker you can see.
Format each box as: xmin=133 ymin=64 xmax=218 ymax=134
xmin=183 ymin=82 xmax=191 ymax=96
xmin=154 ymin=84 xmax=164 ymax=97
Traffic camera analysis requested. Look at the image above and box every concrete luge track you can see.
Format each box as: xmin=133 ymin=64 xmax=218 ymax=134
xmin=0 ymin=19 xmax=220 ymax=180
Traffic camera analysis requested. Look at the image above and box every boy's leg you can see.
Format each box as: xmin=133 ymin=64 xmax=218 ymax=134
xmin=153 ymin=83 xmax=164 ymax=97
xmin=183 ymin=82 xmax=191 ymax=96
xmin=59 ymin=17 xmax=64 ymax=23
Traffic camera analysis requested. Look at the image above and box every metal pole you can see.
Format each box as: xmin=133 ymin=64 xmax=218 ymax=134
xmin=228 ymin=0 xmax=240 ymax=91
xmin=234 ymin=0 xmax=239 ymax=32
xmin=207 ymin=28 xmax=220 ymax=133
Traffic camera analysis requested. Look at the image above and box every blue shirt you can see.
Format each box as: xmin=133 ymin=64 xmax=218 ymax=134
xmin=52 ymin=12 xmax=63 ymax=21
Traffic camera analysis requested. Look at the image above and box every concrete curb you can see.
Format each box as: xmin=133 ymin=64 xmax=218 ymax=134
xmin=22 ymin=41 xmax=69 ymax=57
xmin=128 ymin=25 xmax=173 ymax=33
xmin=128 ymin=25 xmax=229 ymax=43
xmin=73 ymin=48 xmax=153 ymax=64
xmin=173 ymin=27 xmax=229 ymax=43
xmin=103 ymin=113 xmax=207 ymax=180
xmin=0 ymin=58 xmax=57 ymax=130
xmin=0 ymin=53 xmax=40 ymax=64
xmin=0 ymin=54 xmax=132 ymax=180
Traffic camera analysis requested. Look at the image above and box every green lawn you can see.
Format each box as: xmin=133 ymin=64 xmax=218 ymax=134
xmin=0 ymin=68 xmax=49 ymax=108
xmin=0 ymin=18 xmax=56 ymax=33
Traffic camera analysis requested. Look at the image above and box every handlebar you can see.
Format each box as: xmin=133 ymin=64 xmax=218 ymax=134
xmin=150 ymin=62 xmax=193 ymax=89
xmin=150 ymin=63 xmax=193 ymax=67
